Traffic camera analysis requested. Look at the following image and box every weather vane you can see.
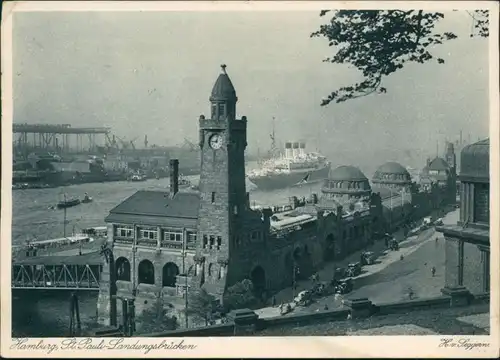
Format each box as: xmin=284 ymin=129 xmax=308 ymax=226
xmin=221 ymin=64 xmax=227 ymax=74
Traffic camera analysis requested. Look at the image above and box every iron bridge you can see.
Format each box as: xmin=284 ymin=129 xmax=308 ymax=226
xmin=12 ymin=263 xmax=103 ymax=291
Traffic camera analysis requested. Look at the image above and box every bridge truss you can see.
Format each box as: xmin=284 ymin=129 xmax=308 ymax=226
xmin=12 ymin=263 xmax=102 ymax=290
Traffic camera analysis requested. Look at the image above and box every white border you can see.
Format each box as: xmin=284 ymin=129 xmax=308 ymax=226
xmin=1 ymin=1 xmax=499 ymax=358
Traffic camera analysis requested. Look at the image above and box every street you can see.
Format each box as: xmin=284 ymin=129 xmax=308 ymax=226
xmin=256 ymin=207 xmax=457 ymax=318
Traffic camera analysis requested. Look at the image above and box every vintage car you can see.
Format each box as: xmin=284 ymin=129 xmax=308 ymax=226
xmin=335 ymin=278 xmax=353 ymax=294
xmin=346 ymin=262 xmax=362 ymax=277
xmin=360 ymin=251 xmax=375 ymax=265
xmin=294 ymin=291 xmax=313 ymax=306
xmin=389 ymin=239 xmax=399 ymax=251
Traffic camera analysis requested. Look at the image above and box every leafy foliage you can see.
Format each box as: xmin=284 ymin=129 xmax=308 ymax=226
xmin=223 ymin=279 xmax=260 ymax=311
xmin=311 ymin=10 xmax=490 ymax=105
xmin=135 ymin=301 xmax=178 ymax=334
xmin=186 ymin=288 xmax=216 ymax=326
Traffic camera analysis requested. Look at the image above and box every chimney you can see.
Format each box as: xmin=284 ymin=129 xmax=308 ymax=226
xmin=170 ymin=159 xmax=179 ymax=197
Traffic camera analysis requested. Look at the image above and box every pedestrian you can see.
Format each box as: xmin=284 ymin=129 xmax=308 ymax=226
xmin=408 ymin=287 xmax=414 ymax=300
xmin=324 ymin=304 xmax=329 ymax=311
xmin=347 ymin=312 xmax=352 ymax=320
xmin=435 ymin=237 xmax=438 ymax=243
xmin=400 ymin=254 xmax=404 ymax=260
xmin=272 ymin=296 xmax=277 ymax=307
xmin=431 ymin=266 xmax=436 ymax=277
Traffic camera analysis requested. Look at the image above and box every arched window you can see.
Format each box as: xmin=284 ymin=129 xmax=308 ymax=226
xmin=208 ymin=263 xmax=214 ymax=277
xmin=218 ymin=103 xmax=225 ymax=119
xmin=115 ymin=257 xmax=131 ymax=281
xmin=162 ymin=262 xmax=179 ymax=287
xmin=138 ymin=260 xmax=155 ymax=285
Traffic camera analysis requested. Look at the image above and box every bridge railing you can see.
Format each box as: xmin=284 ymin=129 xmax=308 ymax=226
xmin=12 ymin=263 xmax=102 ymax=290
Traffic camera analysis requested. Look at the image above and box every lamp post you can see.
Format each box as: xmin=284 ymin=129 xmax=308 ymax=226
xmin=182 ymin=231 xmax=189 ymax=329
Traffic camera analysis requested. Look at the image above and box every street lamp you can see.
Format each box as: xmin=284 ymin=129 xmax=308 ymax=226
xmin=182 ymin=231 xmax=189 ymax=329
xmin=292 ymin=261 xmax=300 ymax=300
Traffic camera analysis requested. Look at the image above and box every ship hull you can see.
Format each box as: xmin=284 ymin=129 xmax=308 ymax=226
xmin=248 ymin=165 xmax=330 ymax=191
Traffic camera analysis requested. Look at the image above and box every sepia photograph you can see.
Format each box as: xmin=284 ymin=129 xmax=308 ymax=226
xmin=1 ymin=1 xmax=498 ymax=358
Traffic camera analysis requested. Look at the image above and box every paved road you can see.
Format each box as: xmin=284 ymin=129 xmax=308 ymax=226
xmin=256 ymin=207 xmax=457 ymax=318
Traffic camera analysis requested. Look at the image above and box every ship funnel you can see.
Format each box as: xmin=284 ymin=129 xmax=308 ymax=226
xmin=170 ymin=159 xmax=179 ymax=197
xmin=292 ymin=142 xmax=300 ymax=158
xmin=299 ymin=142 xmax=306 ymax=156
xmin=285 ymin=142 xmax=293 ymax=159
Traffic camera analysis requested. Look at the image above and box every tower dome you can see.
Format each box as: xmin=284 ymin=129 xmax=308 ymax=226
xmin=321 ymin=165 xmax=371 ymax=201
xmin=210 ymin=64 xmax=237 ymax=102
xmin=372 ymin=161 xmax=412 ymax=186
xmin=460 ymin=138 xmax=489 ymax=182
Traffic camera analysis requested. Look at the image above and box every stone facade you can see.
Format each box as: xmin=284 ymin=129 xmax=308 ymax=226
xmin=96 ymin=67 xmax=461 ymax=328
xmin=437 ymin=138 xmax=490 ymax=298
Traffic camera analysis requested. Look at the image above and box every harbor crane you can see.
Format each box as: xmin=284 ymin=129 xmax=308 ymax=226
xmin=182 ymin=138 xmax=197 ymax=152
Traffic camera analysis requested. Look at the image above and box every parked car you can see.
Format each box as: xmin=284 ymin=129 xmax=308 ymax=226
xmin=434 ymin=218 xmax=444 ymax=226
xmin=335 ymin=278 xmax=353 ymax=294
xmin=294 ymin=290 xmax=313 ymax=306
xmin=360 ymin=251 xmax=375 ymax=265
xmin=389 ymin=239 xmax=399 ymax=251
xmin=346 ymin=262 xmax=362 ymax=277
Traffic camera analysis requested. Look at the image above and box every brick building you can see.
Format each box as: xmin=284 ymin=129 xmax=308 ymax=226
xmin=96 ymin=66 xmax=462 ymax=328
xmin=97 ymin=67 xmax=338 ymax=325
xmin=437 ymin=138 xmax=490 ymax=297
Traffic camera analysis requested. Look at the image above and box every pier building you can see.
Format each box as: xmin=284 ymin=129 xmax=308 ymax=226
xmin=96 ymin=66 xmax=460 ymax=328
xmin=437 ymin=138 xmax=490 ymax=296
xmin=98 ymin=66 xmax=329 ymax=325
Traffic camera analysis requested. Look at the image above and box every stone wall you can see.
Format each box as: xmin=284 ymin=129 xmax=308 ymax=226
xmin=463 ymin=242 xmax=486 ymax=294
xmin=138 ymin=292 xmax=489 ymax=337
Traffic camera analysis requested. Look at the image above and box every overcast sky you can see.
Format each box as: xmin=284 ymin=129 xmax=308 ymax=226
xmin=12 ymin=10 xmax=490 ymax=175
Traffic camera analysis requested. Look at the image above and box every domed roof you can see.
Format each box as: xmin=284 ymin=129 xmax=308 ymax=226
xmin=460 ymin=138 xmax=489 ymax=181
xmin=428 ymin=157 xmax=449 ymax=171
xmin=372 ymin=161 xmax=412 ymax=184
xmin=210 ymin=65 xmax=237 ymax=102
xmin=329 ymin=165 xmax=368 ymax=181
xmin=375 ymin=161 xmax=410 ymax=176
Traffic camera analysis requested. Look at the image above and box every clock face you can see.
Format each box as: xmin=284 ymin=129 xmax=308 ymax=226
xmin=209 ymin=134 xmax=223 ymax=149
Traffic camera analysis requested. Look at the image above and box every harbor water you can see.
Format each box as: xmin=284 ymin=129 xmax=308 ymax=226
xmin=11 ymin=166 xmax=323 ymax=336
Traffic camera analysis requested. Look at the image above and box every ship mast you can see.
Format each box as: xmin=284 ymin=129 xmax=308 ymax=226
xmin=269 ymin=116 xmax=277 ymax=158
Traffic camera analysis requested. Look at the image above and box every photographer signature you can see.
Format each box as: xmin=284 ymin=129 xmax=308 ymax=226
xmin=439 ymin=338 xmax=490 ymax=350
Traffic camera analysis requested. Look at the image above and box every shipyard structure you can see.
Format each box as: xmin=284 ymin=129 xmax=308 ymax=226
xmin=97 ymin=67 xmax=458 ymax=326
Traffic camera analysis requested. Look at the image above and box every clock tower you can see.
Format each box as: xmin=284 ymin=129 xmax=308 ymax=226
xmin=195 ymin=65 xmax=248 ymax=297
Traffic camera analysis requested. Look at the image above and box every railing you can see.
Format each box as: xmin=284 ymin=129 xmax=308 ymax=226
xmin=136 ymin=239 xmax=157 ymax=247
xmin=114 ymin=237 xmax=134 ymax=245
xmin=160 ymin=241 xmax=183 ymax=250
xmin=12 ymin=264 xmax=101 ymax=290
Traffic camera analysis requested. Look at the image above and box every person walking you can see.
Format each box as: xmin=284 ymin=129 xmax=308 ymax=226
xmin=431 ymin=266 xmax=436 ymax=277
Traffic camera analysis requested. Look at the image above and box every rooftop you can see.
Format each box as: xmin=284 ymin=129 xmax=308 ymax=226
xmin=210 ymin=65 xmax=237 ymax=102
xmin=460 ymin=138 xmax=489 ymax=182
xmin=328 ymin=165 xmax=368 ymax=182
xmin=106 ymin=190 xmax=199 ymax=219
xmin=428 ymin=157 xmax=449 ymax=171
xmin=374 ymin=161 xmax=410 ymax=177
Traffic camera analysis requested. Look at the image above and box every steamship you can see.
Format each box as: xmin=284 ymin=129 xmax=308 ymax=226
xmin=247 ymin=141 xmax=330 ymax=191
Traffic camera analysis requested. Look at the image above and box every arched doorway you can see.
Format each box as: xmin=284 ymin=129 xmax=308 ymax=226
xmin=115 ymin=257 xmax=131 ymax=281
xmin=162 ymin=262 xmax=179 ymax=287
xmin=293 ymin=247 xmax=302 ymax=261
xmin=138 ymin=260 xmax=155 ymax=285
xmin=324 ymin=234 xmax=336 ymax=261
xmin=250 ymin=266 xmax=266 ymax=297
